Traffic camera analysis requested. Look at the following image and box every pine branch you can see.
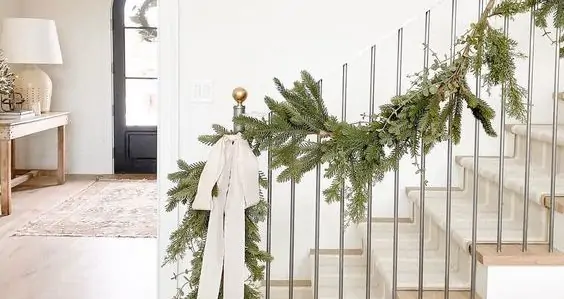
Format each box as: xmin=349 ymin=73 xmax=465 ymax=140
xmin=129 ymin=0 xmax=158 ymax=42
xmin=164 ymin=131 xmax=271 ymax=299
xmin=0 ymin=51 xmax=15 ymax=96
xmin=164 ymin=1 xmax=564 ymax=298
xmin=239 ymin=0 xmax=561 ymax=224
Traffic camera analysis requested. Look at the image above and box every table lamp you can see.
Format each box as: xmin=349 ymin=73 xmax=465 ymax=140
xmin=0 ymin=18 xmax=63 ymax=114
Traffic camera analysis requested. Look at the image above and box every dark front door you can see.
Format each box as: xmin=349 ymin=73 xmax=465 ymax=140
xmin=112 ymin=0 xmax=158 ymax=173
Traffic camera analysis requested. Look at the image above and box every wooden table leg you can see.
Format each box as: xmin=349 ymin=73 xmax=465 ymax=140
xmin=10 ymin=140 xmax=15 ymax=179
xmin=1 ymin=140 xmax=12 ymax=215
xmin=57 ymin=125 xmax=66 ymax=184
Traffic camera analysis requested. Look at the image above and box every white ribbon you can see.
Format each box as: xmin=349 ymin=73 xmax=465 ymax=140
xmin=192 ymin=133 xmax=261 ymax=299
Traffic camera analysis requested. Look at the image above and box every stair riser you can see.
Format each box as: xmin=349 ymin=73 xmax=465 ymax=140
xmin=316 ymin=276 xmax=370 ymax=288
xmin=458 ymin=159 xmax=550 ymax=220
xmin=409 ymin=194 xmax=518 ymax=273
xmin=427 ymin=218 xmax=470 ymax=276
xmin=374 ymin=261 xmax=470 ymax=299
xmin=512 ymin=130 xmax=564 ymax=173
xmin=372 ymin=205 xmax=471 ymax=273
xmin=358 ymin=220 xmax=471 ymax=295
xmin=308 ymin=287 xmax=380 ymax=299
xmin=260 ymin=287 xmax=312 ymax=299
xmin=359 ymin=223 xmax=440 ymax=254
xmin=464 ymin=168 xmax=548 ymax=243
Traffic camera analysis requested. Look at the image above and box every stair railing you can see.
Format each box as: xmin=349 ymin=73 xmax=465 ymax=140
xmin=254 ymin=0 xmax=560 ymax=299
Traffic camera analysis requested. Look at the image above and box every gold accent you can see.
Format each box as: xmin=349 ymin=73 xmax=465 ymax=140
xmin=232 ymin=87 xmax=248 ymax=104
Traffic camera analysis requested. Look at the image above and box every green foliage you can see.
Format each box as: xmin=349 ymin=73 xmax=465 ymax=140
xmin=129 ymin=0 xmax=157 ymax=42
xmin=164 ymin=124 xmax=272 ymax=299
xmin=492 ymin=0 xmax=564 ymax=57
xmin=236 ymin=0 xmax=562 ymax=224
xmin=0 ymin=51 xmax=15 ymax=96
xmin=164 ymin=0 xmax=564 ymax=298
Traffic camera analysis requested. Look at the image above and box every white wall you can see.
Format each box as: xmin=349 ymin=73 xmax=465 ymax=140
xmin=11 ymin=0 xmax=113 ymax=174
xmin=170 ymin=0 xmax=564 ymax=284
xmin=174 ymin=0 xmax=445 ymax=282
xmin=158 ymin=0 xmax=179 ymax=298
xmin=0 ymin=0 xmax=20 ymax=23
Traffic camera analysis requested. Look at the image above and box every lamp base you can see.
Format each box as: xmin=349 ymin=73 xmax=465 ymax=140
xmin=13 ymin=65 xmax=53 ymax=115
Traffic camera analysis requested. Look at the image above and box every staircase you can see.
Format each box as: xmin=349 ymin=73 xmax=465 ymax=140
xmin=310 ymin=123 xmax=564 ymax=298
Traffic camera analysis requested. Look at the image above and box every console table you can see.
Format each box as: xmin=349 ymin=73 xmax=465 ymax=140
xmin=0 ymin=112 xmax=69 ymax=216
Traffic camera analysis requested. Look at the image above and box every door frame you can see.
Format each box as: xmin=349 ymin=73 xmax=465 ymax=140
xmin=111 ymin=0 xmax=180 ymax=296
xmin=112 ymin=0 xmax=158 ymax=174
xmin=154 ymin=0 xmax=180 ymax=298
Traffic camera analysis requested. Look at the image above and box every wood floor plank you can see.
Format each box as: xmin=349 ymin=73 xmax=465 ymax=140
xmin=476 ymin=244 xmax=564 ymax=265
xmin=0 ymin=176 xmax=157 ymax=299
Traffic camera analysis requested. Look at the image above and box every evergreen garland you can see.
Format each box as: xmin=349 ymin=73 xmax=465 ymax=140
xmin=164 ymin=125 xmax=272 ymax=299
xmin=0 ymin=51 xmax=15 ymax=96
xmin=129 ymin=0 xmax=158 ymax=42
xmin=164 ymin=0 xmax=563 ymax=298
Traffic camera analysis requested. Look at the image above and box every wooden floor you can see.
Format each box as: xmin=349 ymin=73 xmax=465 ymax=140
xmin=0 ymin=176 xmax=157 ymax=299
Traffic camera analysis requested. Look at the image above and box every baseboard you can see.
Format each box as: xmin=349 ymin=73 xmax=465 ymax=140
xmin=95 ymin=174 xmax=157 ymax=181
xmin=17 ymin=171 xmax=158 ymax=181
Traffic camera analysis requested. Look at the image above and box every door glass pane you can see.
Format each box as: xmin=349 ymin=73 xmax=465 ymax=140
xmin=126 ymin=79 xmax=157 ymax=126
xmin=125 ymin=29 xmax=158 ymax=78
xmin=125 ymin=0 xmax=158 ymax=28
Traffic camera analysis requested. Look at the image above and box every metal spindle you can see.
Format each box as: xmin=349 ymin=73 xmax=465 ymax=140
xmin=549 ymin=27 xmax=561 ymax=252
xmin=313 ymin=80 xmax=323 ymax=299
xmin=418 ymin=10 xmax=431 ymax=299
xmin=339 ymin=63 xmax=348 ymax=299
xmin=471 ymin=2 xmax=485 ymax=298
xmin=522 ymin=4 xmax=537 ymax=253
xmin=366 ymin=46 xmax=376 ymax=299
xmin=444 ymin=0 xmax=457 ymax=298
xmin=392 ymin=27 xmax=404 ymax=299
xmin=496 ymin=18 xmax=510 ymax=254
xmin=232 ymin=88 xmax=246 ymax=133
xmin=266 ymin=112 xmax=273 ymax=299
xmin=289 ymin=179 xmax=296 ymax=299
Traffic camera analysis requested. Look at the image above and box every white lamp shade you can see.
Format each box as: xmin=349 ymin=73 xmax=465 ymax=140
xmin=0 ymin=18 xmax=63 ymax=65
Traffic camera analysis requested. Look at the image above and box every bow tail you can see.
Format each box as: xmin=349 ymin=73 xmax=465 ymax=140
xmin=193 ymin=138 xmax=227 ymax=211
xmin=223 ymin=178 xmax=246 ymax=299
xmin=195 ymin=192 xmax=226 ymax=299
xmin=235 ymin=139 xmax=261 ymax=209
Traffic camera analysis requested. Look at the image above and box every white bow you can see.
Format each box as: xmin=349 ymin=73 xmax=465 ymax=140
xmin=192 ymin=133 xmax=260 ymax=299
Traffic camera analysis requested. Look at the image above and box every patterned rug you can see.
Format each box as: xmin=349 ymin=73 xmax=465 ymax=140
xmin=14 ymin=180 xmax=157 ymax=238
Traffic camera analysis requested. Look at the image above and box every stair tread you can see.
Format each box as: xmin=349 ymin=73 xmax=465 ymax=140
xmin=457 ymin=156 xmax=564 ymax=211
xmin=407 ymin=189 xmax=547 ymax=247
xmin=509 ymin=124 xmax=564 ymax=147
xmin=314 ymin=286 xmax=383 ymax=299
xmin=410 ymin=189 xmax=545 ymax=229
xmin=476 ymin=244 xmax=564 ymax=265
xmin=372 ymin=244 xmax=469 ymax=289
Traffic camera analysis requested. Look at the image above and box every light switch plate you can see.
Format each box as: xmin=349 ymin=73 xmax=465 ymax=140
xmin=191 ymin=80 xmax=213 ymax=103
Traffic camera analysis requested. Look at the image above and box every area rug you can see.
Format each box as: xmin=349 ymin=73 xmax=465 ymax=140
xmin=13 ymin=180 xmax=157 ymax=238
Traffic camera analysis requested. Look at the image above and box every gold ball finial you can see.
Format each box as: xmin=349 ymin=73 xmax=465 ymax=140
xmin=232 ymin=87 xmax=248 ymax=104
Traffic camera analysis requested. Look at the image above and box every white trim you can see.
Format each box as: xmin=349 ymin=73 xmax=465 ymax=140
xmin=157 ymin=0 xmax=180 ymax=298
